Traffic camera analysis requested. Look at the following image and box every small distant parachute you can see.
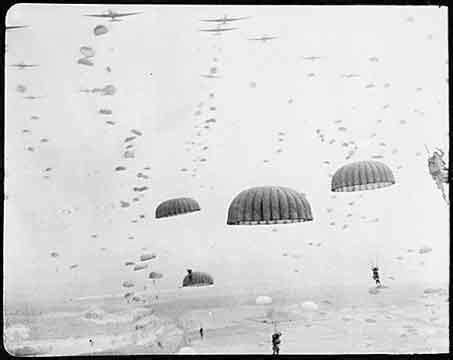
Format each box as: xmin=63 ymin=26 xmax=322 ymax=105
xmin=50 ymin=252 xmax=59 ymax=258
xmin=182 ymin=269 xmax=213 ymax=287
xmin=300 ymin=301 xmax=318 ymax=311
xmin=133 ymin=186 xmax=149 ymax=192
xmin=77 ymin=58 xmax=94 ymax=66
xmin=255 ymin=296 xmax=272 ymax=305
xmin=148 ymin=272 xmax=163 ymax=279
xmin=106 ymin=121 xmax=115 ymax=125
xmin=329 ymin=222 xmax=336 ymax=226
xmin=140 ymin=253 xmax=156 ymax=262
xmin=134 ymin=264 xmax=148 ymax=271
xmin=94 ymin=25 xmax=108 ymax=36
xmin=155 ymin=197 xmax=201 ymax=219
xmin=369 ymin=56 xmax=379 ymax=62
xmin=115 ymin=166 xmax=126 ymax=171
xmin=338 ymin=127 xmax=347 ymax=132
xmin=227 ymin=186 xmax=313 ymax=225
xmin=124 ymin=151 xmax=135 ymax=159
xmin=371 ymin=155 xmax=384 ymax=159
xmin=125 ymin=261 xmax=135 ymax=266
xmin=31 ymin=115 xmax=39 ymax=120
xmin=120 ymin=201 xmax=130 ymax=208
xmin=99 ymin=109 xmax=112 ymax=115
xmin=125 ymin=136 xmax=136 ymax=143
xmin=131 ymin=129 xmax=142 ymax=136
xmin=101 ymin=84 xmax=116 ymax=95
xmin=124 ymin=292 xmax=134 ymax=299
xmin=16 ymin=84 xmax=27 ymax=93
xmin=365 ymin=83 xmax=376 ymax=89
xmin=250 ymin=81 xmax=257 ymax=88
xmin=205 ymin=118 xmax=216 ymax=124
xmin=80 ymin=46 xmax=95 ymax=58
xmin=419 ymin=245 xmax=432 ymax=254
xmin=331 ymin=161 xmax=395 ymax=192
xmin=122 ymin=281 xmax=135 ymax=288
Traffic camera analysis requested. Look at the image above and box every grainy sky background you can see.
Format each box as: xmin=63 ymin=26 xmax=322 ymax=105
xmin=4 ymin=4 xmax=449 ymax=303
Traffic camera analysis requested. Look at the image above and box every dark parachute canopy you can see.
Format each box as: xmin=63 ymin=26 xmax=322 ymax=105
xmin=148 ymin=272 xmax=163 ymax=279
xmin=227 ymin=186 xmax=313 ymax=225
xmin=331 ymin=161 xmax=395 ymax=192
xmin=155 ymin=197 xmax=201 ymax=219
xmin=182 ymin=269 xmax=213 ymax=287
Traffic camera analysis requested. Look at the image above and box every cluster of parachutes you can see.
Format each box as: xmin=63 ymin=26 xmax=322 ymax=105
xmin=149 ymin=160 xmax=396 ymax=291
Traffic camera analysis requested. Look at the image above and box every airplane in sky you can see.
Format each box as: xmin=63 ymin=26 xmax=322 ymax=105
xmin=200 ymin=15 xmax=250 ymax=25
xmin=199 ymin=27 xmax=238 ymax=33
xmin=23 ymin=95 xmax=44 ymax=100
xmin=341 ymin=73 xmax=361 ymax=78
xmin=303 ymin=56 xmax=322 ymax=61
xmin=9 ymin=62 xmax=39 ymax=69
xmin=6 ymin=25 xmax=29 ymax=30
xmin=248 ymin=35 xmax=278 ymax=42
xmin=201 ymin=74 xmax=221 ymax=79
xmin=84 ymin=9 xmax=142 ymax=22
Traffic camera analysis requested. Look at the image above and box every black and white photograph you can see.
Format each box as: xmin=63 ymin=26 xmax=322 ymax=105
xmin=3 ymin=4 xmax=449 ymax=355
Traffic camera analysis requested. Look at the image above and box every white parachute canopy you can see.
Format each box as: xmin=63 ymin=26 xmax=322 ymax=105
xmin=300 ymin=301 xmax=319 ymax=311
xmin=255 ymin=295 xmax=273 ymax=305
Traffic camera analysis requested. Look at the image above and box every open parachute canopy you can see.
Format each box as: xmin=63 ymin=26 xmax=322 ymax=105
xmin=155 ymin=197 xmax=201 ymax=219
xmin=331 ymin=161 xmax=395 ymax=192
xmin=122 ymin=280 xmax=135 ymax=288
xmin=182 ymin=269 xmax=214 ymax=287
xmin=148 ymin=272 xmax=163 ymax=279
xmin=80 ymin=46 xmax=95 ymax=58
xmin=227 ymin=186 xmax=313 ymax=225
xmin=94 ymin=25 xmax=108 ymax=36
xmin=133 ymin=264 xmax=148 ymax=271
xmin=140 ymin=253 xmax=156 ymax=262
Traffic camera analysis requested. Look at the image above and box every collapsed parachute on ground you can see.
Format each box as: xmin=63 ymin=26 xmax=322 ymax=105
xmin=122 ymin=280 xmax=135 ymax=288
xmin=182 ymin=269 xmax=213 ymax=287
xmin=140 ymin=253 xmax=156 ymax=261
xmin=331 ymin=161 xmax=395 ymax=192
xmin=94 ymin=25 xmax=108 ymax=36
xmin=80 ymin=46 xmax=95 ymax=58
xmin=155 ymin=197 xmax=201 ymax=219
xmin=148 ymin=272 xmax=163 ymax=279
xmin=227 ymin=186 xmax=313 ymax=225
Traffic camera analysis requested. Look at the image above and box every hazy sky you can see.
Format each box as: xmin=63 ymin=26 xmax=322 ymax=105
xmin=4 ymin=4 xmax=449 ymax=303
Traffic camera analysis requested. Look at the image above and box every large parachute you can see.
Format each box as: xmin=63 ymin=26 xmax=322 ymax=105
xmin=182 ymin=269 xmax=213 ymax=287
xmin=331 ymin=160 xmax=395 ymax=192
xmin=227 ymin=186 xmax=313 ymax=225
xmin=155 ymin=197 xmax=201 ymax=219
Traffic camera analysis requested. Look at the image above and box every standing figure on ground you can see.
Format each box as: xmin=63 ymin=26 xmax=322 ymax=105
xmin=272 ymin=331 xmax=282 ymax=355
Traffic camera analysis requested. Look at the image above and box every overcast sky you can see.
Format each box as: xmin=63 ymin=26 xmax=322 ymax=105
xmin=4 ymin=4 xmax=449 ymax=303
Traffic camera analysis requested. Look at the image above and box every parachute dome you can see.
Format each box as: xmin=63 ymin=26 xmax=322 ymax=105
xmin=331 ymin=161 xmax=395 ymax=192
xmin=140 ymin=253 xmax=156 ymax=262
xmin=300 ymin=301 xmax=319 ymax=311
xmin=80 ymin=46 xmax=95 ymax=58
xmin=227 ymin=186 xmax=313 ymax=225
xmin=155 ymin=197 xmax=201 ymax=219
xmin=148 ymin=272 xmax=163 ymax=279
xmin=122 ymin=281 xmax=135 ymax=288
xmin=182 ymin=271 xmax=214 ymax=287
xmin=134 ymin=264 xmax=148 ymax=271
xmin=256 ymin=296 xmax=273 ymax=305
xmin=94 ymin=25 xmax=108 ymax=36
xmin=77 ymin=58 xmax=94 ymax=66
